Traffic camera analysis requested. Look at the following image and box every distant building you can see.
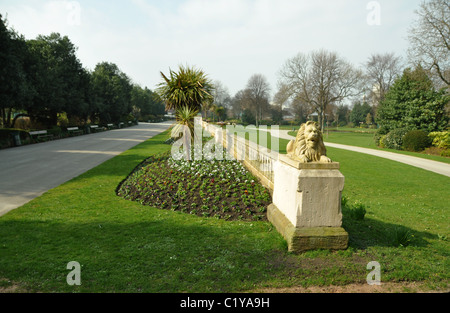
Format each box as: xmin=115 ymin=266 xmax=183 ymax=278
xmin=308 ymin=112 xmax=319 ymax=121
xmin=371 ymin=83 xmax=382 ymax=106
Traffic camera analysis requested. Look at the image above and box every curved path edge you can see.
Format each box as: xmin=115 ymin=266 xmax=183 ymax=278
xmin=274 ymin=130 xmax=450 ymax=178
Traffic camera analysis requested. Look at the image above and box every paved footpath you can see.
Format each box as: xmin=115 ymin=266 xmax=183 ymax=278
xmin=274 ymin=130 xmax=450 ymax=178
xmin=0 ymin=122 xmax=173 ymax=216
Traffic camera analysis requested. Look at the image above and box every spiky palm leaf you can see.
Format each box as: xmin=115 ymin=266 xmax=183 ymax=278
xmin=171 ymin=105 xmax=199 ymax=141
xmin=157 ymin=65 xmax=214 ymax=112
xmin=171 ymin=105 xmax=200 ymax=161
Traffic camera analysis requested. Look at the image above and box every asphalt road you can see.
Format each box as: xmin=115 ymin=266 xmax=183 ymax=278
xmin=0 ymin=122 xmax=173 ymax=216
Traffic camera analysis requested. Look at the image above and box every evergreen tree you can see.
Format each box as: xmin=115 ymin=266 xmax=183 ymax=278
xmin=90 ymin=62 xmax=133 ymax=124
xmin=376 ymin=66 xmax=449 ymax=132
xmin=0 ymin=15 xmax=32 ymax=128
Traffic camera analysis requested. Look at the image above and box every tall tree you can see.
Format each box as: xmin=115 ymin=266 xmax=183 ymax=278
xmin=91 ymin=62 xmax=133 ymax=124
xmin=0 ymin=15 xmax=32 ymax=128
xmin=230 ymin=89 xmax=248 ymax=119
xmin=131 ymin=85 xmax=165 ymax=121
xmin=245 ymin=74 xmax=271 ymax=127
xmin=212 ymin=81 xmax=232 ymax=109
xmin=366 ymin=53 xmax=403 ymax=106
xmin=25 ymin=33 xmax=86 ymax=127
xmin=376 ymin=65 xmax=449 ymax=132
xmin=279 ymin=49 xmax=363 ymax=130
xmin=408 ymin=0 xmax=450 ymax=87
xmin=335 ymin=104 xmax=350 ymax=126
xmin=349 ymin=102 xmax=373 ymax=126
xmin=208 ymin=81 xmax=231 ymax=121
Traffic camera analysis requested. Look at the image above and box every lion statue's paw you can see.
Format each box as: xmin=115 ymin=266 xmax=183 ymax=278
xmin=320 ymin=155 xmax=332 ymax=163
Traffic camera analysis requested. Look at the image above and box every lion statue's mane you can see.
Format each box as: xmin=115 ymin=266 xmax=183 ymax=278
xmin=286 ymin=121 xmax=331 ymax=163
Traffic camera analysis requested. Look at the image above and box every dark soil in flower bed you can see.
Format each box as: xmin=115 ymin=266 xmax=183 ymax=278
xmin=117 ymin=152 xmax=272 ymax=221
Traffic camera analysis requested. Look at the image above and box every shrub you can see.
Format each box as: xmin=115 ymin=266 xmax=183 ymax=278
xmin=341 ymin=195 xmax=349 ymax=208
xmin=342 ymin=197 xmax=366 ymax=220
xmin=378 ymin=135 xmax=387 ymax=148
xmin=391 ymin=227 xmax=413 ymax=247
xmin=429 ymin=131 xmax=450 ymax=149
xmin=382 ymin=128 xmax=409 ymax=150
xmin=48 ymin=126 xmax=63 ymax=138
xmin=440 ymin=149 xmax=450 ymax=157
xmin=349 ymin=201 xmax=367 ymax=220
xmin=241 ymin=109 xmax=256 ymax=125
xmin=374 ymin=127 xmax=389 ymax=147
xmin=402 ymin=130 xmax=432 ymax=152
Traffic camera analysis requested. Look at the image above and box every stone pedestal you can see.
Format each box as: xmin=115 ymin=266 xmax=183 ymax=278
xmin=269 ymin=155 xmax=348 ymax=253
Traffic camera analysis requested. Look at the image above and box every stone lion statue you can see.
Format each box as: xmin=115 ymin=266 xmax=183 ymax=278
xmin=286 ymin=121 xmax=332 ymax=163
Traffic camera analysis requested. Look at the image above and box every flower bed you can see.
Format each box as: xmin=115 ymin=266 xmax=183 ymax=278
xmin=117 ymin=150 xmax=272 ymax=221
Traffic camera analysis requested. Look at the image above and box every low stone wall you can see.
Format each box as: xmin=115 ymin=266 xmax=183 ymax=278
xmin=203 ymin=122 xmax=277 ymax=192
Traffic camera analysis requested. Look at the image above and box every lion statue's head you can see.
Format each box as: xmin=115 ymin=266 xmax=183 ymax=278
xmin=286 ymin=121 xmax=332 ymax=163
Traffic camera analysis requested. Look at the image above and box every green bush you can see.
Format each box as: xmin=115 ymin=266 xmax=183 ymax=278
xmin=429 ymin=131 xmax=450 ymax=149
xmin=391 ymin=227 xmax=414 ymax=247
xmin=48 ymin=126 xmax=63 ymax=138
xmin=374 ymin=126 xmax=389 ymax=147
xmin=349 ymin=201 xmax=367 ymax=220
xmin=402 ymin=130 xmax=432 ymax=152
xmin=241 ymin=109 xmax=256 ymax=125
xmin=378 ymin=135 xmax=387 ymax=148
xmin=382 ymin=128 xmax=409 ymax=150
xmin=342 ymin=197 xmax=367 ymax=220
xmin=440 ymin=149 xmax=450 ymax=157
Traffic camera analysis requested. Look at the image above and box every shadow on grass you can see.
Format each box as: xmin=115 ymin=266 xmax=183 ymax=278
xmin=342 ymin=213 xmax=438 ymax=250
xmin=0 ymin=216 xmax=287 ymax=293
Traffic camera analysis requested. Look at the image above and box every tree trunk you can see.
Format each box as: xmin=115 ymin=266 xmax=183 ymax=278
xmin=6 ymin=107 xmax=12 ymax=129
xmin=0 ymin=107 xmax=5 ymax=128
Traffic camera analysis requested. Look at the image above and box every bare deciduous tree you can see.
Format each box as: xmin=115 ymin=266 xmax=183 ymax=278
xmin=366 ymin=53 xmax=403 ymax=105
xmin=279 ymin=49 xmax=363 ymax=130
xmin=212 ymin=81 xmax=232 ymax=109
xmin=245 ymin=74 xmax=271 ymax=126
xmin=207 ymin=80 xmax=231 ymax=120
xmin=273 ymin=84 xmax=290 ymax=108
xmin=408 ymin=0 xmax=450 ymax=87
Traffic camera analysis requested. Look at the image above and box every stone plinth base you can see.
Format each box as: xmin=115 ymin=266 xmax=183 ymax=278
xmin=268 ymin=204 xmax=348 ymax=253
xmin=273 ymin=156 xmax=345 ymax=228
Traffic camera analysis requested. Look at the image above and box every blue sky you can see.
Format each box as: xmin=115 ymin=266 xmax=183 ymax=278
xmin=1 ymin=0 xmax=423 ymax=97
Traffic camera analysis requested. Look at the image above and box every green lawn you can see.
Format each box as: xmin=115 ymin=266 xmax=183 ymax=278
xmin=0 ymin=129 xmax=448 ymax=292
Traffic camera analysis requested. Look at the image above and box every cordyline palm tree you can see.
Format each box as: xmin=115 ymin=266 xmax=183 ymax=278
xmin=157 ymin=65 xmax=214 ymax=112
xmin=157 ymin=65 xmax=214 ymax=161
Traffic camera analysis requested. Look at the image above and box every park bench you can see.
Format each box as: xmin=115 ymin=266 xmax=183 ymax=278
xmin=29 ymin=130 xmax=54 ymax=141
xmin=107 ymin=124 xmax=115 ymax=130
xmin=90 ymin=125 xmax=103 ymax=133
xmin=67 ymin=127 xmax=83 ymax=136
